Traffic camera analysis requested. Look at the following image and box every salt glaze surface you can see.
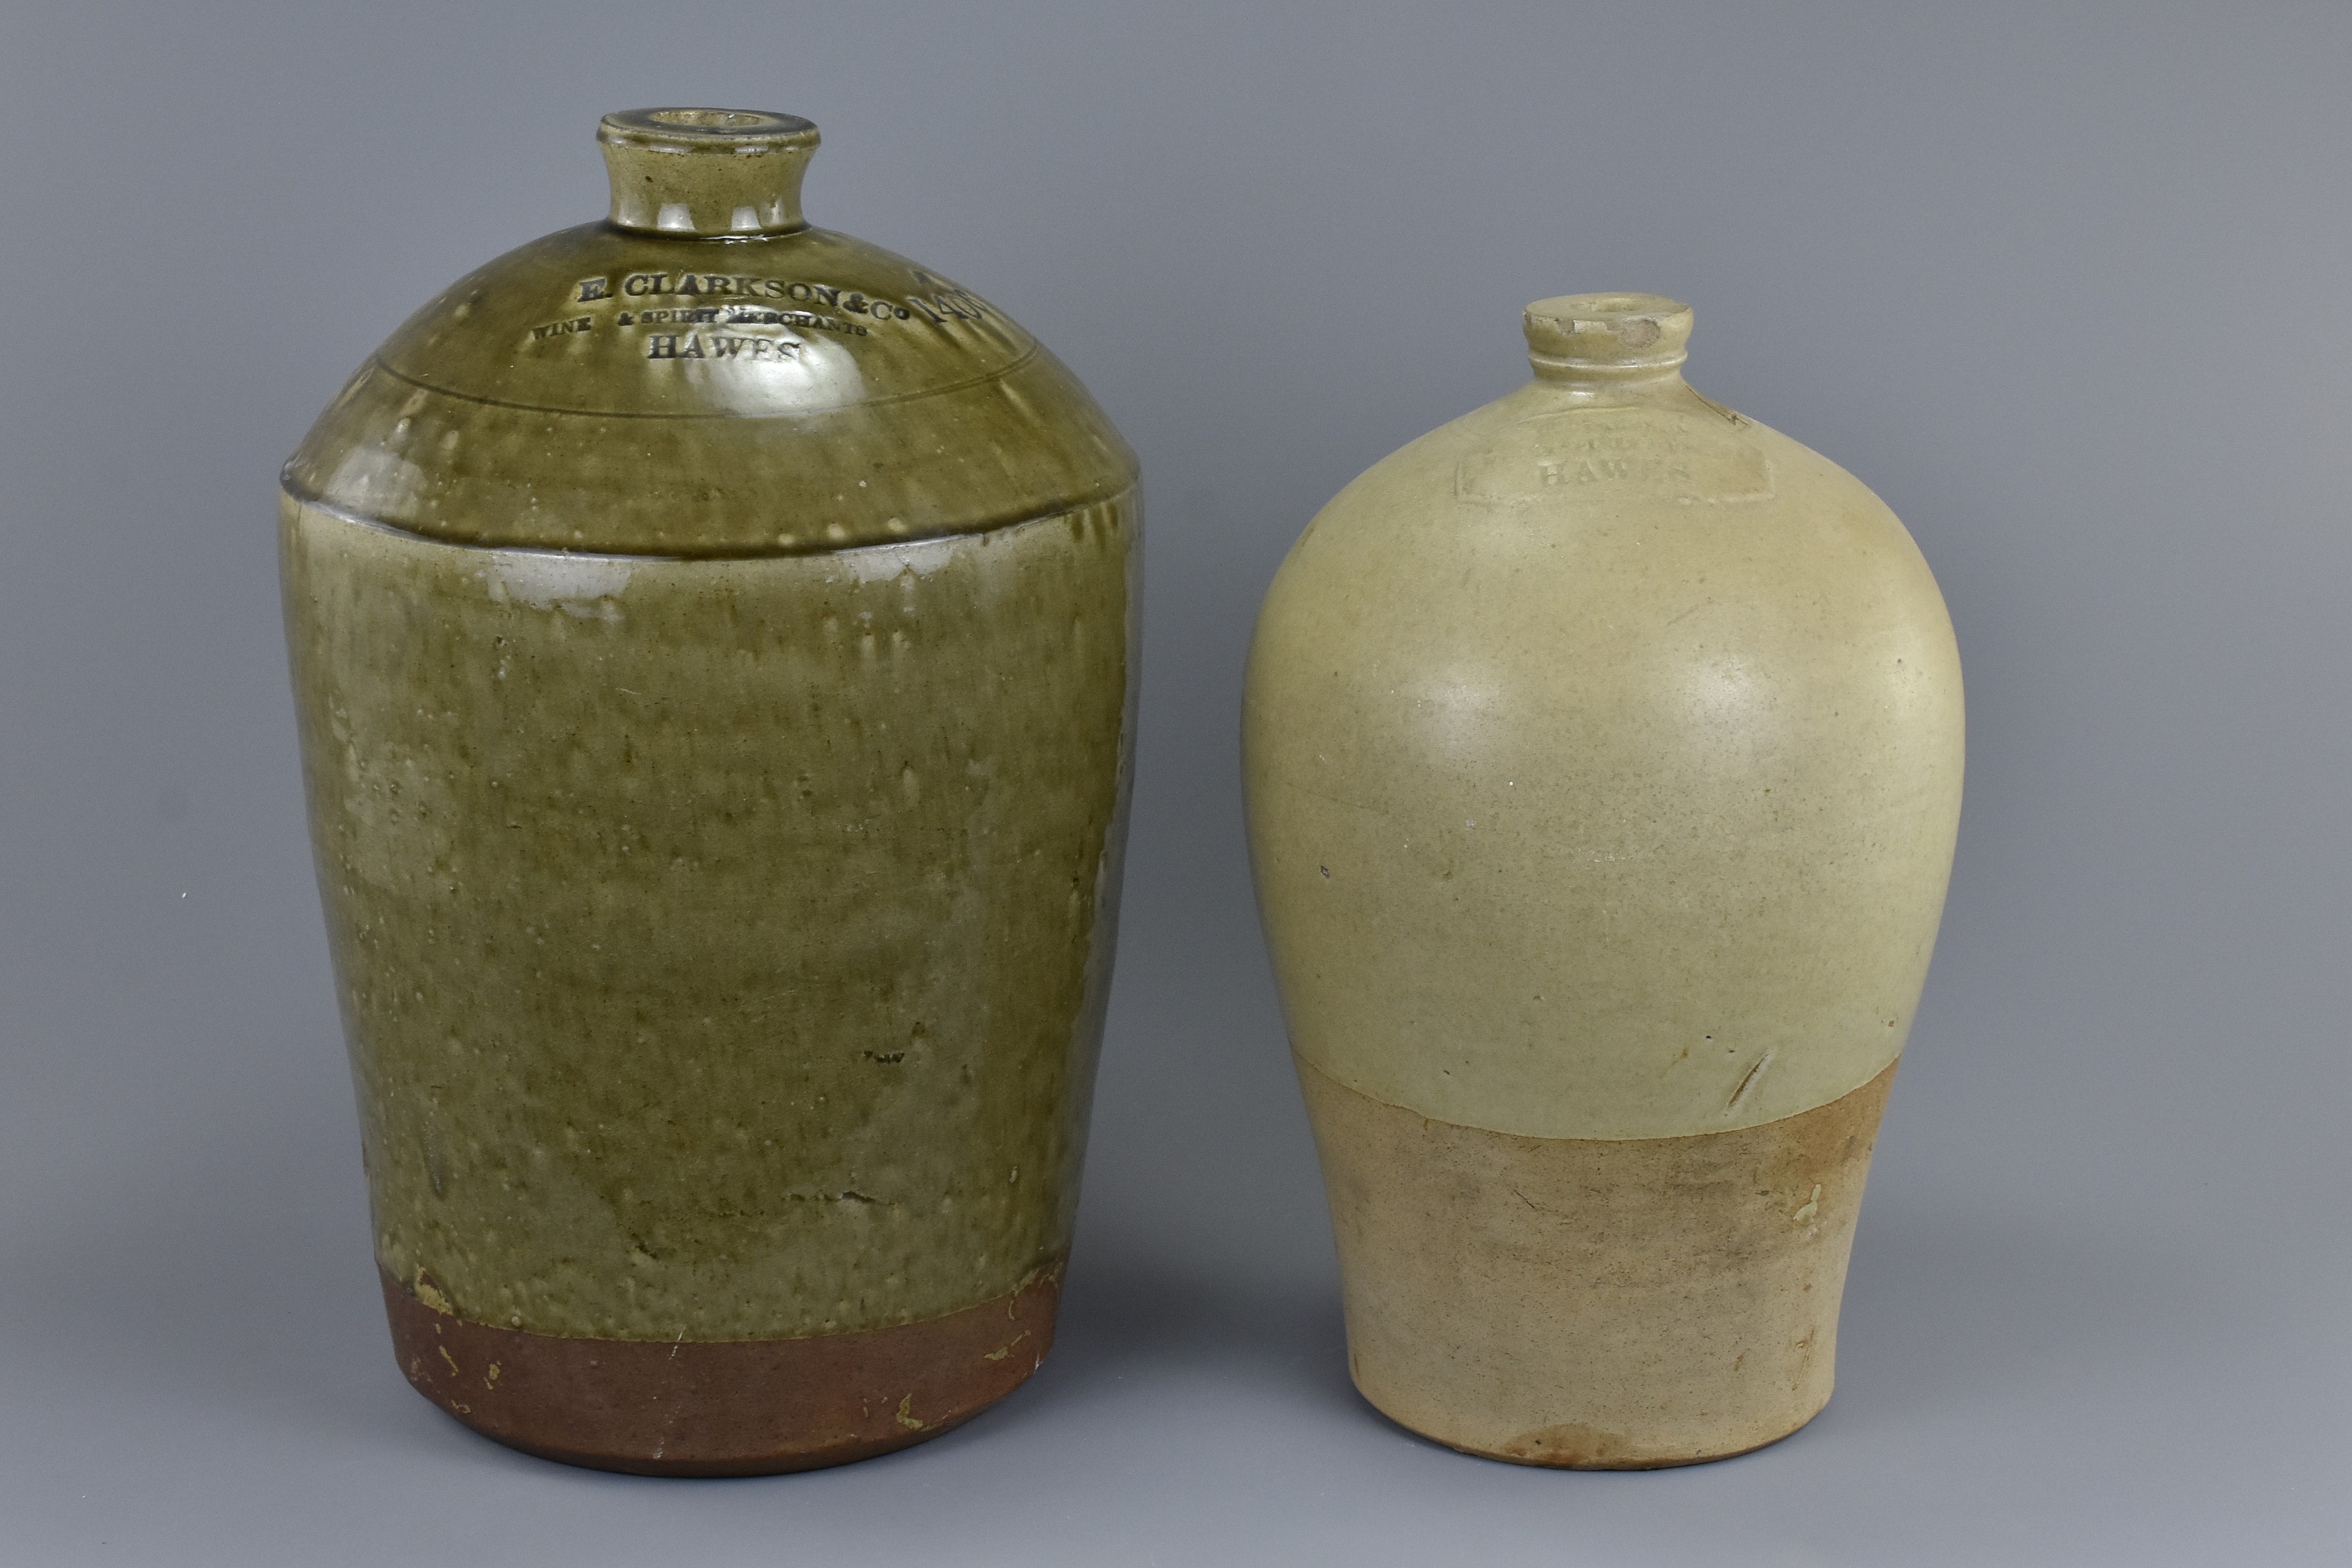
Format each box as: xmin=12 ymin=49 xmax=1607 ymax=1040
xmin=1244 ymin=294 xmax=1961 ymax=1465
xmin=281 ymin=109 xmax=1138 ymax=1474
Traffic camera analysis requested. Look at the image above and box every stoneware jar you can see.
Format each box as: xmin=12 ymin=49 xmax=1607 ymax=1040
xmin=1243 ymin=294 xmax=1962 ymax=1467
xmin=280 ymin=109 xmax=1138 ymax=1475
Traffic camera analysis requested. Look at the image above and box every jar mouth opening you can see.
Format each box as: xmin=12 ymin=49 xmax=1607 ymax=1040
xmin=599 ymin=108 xmax=818 ymax=154
xmin=1541 ymin=292 xmax=1684 ymax=319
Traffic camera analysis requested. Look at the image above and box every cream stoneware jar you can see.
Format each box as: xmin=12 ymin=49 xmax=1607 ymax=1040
xmin=1243 ymin=294 xmax=1962 ymax=1467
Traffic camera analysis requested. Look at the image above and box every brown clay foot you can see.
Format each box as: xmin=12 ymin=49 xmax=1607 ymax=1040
xmin=379 ymin=1266 xmax=1061 ymax=1476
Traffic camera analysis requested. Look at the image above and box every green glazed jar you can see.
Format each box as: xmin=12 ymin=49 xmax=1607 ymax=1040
xmin=280 ymin=109 xmax=1139 ymax=1475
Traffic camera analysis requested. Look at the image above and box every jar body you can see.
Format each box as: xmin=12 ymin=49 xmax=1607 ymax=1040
xmin=283 ymin=110 xmax=1140 ymax=1473
xmin=1243 ymin=306 xmax=1961 ymax=1465
xmin=285 ymin=493 xmax=1134 ymax=1472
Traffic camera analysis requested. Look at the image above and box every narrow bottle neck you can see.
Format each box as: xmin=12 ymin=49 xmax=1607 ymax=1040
xmin=1528 ymin=357 xmax=1689 ymax=394
xmin=598 ymin=108 xmax=818 ymax=238
xmin=1521 ymin=294 xmax=1695 ymax=398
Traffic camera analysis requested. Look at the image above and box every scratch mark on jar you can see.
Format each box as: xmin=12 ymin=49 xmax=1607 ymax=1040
xmin=1727 ymin=1049 xmax=1774 ymax=1113
xmin=842 ymin=534 xmax=964 ymax=583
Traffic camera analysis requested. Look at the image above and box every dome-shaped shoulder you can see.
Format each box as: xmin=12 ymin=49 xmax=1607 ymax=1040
xmin=284 ymin=222 xmax=1135 ymax=556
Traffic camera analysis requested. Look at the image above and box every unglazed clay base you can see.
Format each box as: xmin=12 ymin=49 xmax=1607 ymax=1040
xmin=1300 ymin=1061 xmax=1894 ymax=1468
xmin=380 ymin=1266 xmax=1060 ymax=1476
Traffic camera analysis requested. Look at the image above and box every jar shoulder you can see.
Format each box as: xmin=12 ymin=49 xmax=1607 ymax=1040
xmin=1251 ymin=380 xmax=1955 ymax=709
xmin=284 ymin=222 xmax=1137 ymax=556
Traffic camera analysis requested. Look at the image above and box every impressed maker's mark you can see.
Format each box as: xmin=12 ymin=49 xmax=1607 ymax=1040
xmin=1456 ymin=408 xmax=1773 ymax=508
xmin=525 ymin=271 xmax=997 ymax=355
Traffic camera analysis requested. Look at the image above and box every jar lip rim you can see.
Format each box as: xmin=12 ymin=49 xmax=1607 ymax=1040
xmin=599 ymin=108 xmax=819 ymax=152
xmin=1524 ymin=292 xmax=1692 ymax=327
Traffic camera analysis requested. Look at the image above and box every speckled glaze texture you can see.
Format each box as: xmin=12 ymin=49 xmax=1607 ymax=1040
xmin=281 ymin=110 xmax=1138 ymax=1472
xmin=1244 ymin=294 xmax=1961 ymax=1464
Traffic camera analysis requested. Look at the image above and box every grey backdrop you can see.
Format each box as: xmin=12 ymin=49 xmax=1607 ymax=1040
xmin=3 ymin=3 xmax=2347 ymax=1563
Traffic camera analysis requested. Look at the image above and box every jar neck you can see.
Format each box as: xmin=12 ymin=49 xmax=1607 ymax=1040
xmin=1528 ymin=358 xmax=1689 ymax=396
xmin=598 ymin=108 xmax=819 ymax=238
xmin=1520 ymin=294 xmax=1695 ymax=399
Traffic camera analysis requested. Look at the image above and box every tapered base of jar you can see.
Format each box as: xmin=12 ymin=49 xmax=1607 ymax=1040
xmin=1298 ymin=1060 xmax=1895 ymax=1468
xmin=379 ymin=1266 xmax=1061 ymax=1476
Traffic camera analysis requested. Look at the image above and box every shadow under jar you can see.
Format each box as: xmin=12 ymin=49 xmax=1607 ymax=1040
xmin=280 ymin=109 xmax=1140 ymax=1476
